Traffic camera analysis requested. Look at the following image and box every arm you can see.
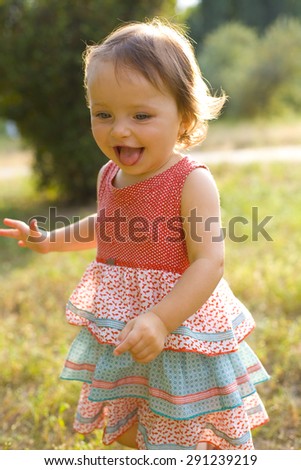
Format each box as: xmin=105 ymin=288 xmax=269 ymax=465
xmin=151 ymin=168 xmax=224 ymax=331
xmin=114 ymin=168 xmax=224 ymax=362
xmin=0 ymin=213 xmax=97 ymax=253
xmin=47 ymin=213 xmax=97 ymax=252
xmin=0 ymin=167 xmax=104 ymax=253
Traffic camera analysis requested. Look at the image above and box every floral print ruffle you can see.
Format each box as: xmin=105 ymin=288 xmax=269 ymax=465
xmin=65 ymin=260 xmax=256 ymax=356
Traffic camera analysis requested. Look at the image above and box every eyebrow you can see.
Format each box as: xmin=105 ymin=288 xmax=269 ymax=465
xmin=90 ymin=102 xmax=157 ymax=110
xmin=90 ymin=102 xmax=108 ymax=108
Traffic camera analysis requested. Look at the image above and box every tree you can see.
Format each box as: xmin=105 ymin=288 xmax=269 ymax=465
xmin=0 ymin=0 xmax=176 ymax=203
xmin=243 ymin=17 xmax=301 ymax=117
xmin=186 ymin=0 xmax=301 ymax=53
xmin=199 ymin=17 xmax=301 ymax=119
xmin=198 ymin=22 xmax=259 ymax=117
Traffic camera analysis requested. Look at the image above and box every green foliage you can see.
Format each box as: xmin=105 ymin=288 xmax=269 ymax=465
xmin=181 ymin=3 xmax=203 ymax=51
xmin=200 ymin=0 xmax=285 ymax=34
xmin=243 ymin=17 xmax=301 ymax=118
xmin=0 ymin=0 xmax=176 ymax=203
xmin=199 ymin=22 xmax=259 ymax=117
xmin=188 ymin=0 xmax=301 ymax=47
xmin=199 ymin=17 xmax=301 ymax=119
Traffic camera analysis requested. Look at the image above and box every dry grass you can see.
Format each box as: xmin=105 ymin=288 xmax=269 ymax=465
xmin=201 ymin=119 xmax=301 ymax=151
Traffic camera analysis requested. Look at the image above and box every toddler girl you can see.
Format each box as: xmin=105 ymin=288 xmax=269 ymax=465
xmin=0 ymin=18 xmax=269 ymax=450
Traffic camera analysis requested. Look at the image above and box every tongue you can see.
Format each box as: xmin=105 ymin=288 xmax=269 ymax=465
xmin=118 ymin=147 xmax=142 ymax=166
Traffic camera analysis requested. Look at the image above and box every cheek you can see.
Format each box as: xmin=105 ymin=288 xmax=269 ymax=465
xmin=91 ymin=123 xmax=106 ymax=144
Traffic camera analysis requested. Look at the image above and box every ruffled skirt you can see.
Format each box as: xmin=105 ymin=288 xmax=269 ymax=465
xmin=61 ymin=328 xmax=269 ymax=449
xmin=61 ymin=260 xmax=269 ymax=449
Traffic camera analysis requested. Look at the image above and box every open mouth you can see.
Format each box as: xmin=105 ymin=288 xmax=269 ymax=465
xmin=114 ymin=146 xmax=144 ymax=166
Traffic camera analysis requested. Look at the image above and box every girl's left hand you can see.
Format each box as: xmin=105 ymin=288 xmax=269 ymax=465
xmin=113 ymin=311 xmax=169 ymax=363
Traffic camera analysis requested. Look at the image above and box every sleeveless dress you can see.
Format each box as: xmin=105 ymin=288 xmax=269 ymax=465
xmin=61 ymin=156 xmax=270 ymax=450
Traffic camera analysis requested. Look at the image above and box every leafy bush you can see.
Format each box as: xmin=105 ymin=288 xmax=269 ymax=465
xmin=199 ymin=17 xmax=301 ymax=119
xmin=243 ymin=17 xmax=301 ymax=117
xmin=198 ymin=22 xmax=259 ymax=117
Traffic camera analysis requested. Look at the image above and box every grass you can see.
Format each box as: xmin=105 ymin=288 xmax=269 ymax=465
xmin=0 ymin=135 xmax=301 ymax=450
xmin=199 ymin=118 xmax=301 ymax=151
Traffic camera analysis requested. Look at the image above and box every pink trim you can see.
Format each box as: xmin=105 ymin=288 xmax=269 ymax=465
xmin=93 ymin=376 xmax=148 ymax=389
xmin=64 ymin=360 xmax=95 ymax=372
xmin=150 ymin=383 xmax=239 ymax=404
xmin=247 ymin=363 xmax=262 ymax=374
xmin=87 ymin=373 xmax=252 ymax=405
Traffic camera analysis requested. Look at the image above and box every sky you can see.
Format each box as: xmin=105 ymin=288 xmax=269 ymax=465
xmin=177 ymin=0 xmax=199 ymax=11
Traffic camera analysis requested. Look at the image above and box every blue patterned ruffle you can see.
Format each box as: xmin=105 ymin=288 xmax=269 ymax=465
xmin=60 ymin=327 xmax=269 ymax=421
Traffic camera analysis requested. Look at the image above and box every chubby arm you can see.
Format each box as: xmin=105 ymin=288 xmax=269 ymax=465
xmin=114 ymin=167 xmax=224 ymax=362
xmin=0 ymin=167 xmax=105 ymax=253
xmin=0 ymin=213 xmax=97 ymax=253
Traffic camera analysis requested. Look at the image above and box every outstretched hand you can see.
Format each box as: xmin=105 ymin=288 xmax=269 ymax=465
xmin=0 ymin=218 xmax=49 ymax=253
xmin=114 ymin=311 xmax=169 ymax=364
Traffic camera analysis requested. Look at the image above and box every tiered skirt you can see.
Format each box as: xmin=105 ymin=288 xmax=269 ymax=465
xmin=61 ymin=260 xmax=270 ymax=449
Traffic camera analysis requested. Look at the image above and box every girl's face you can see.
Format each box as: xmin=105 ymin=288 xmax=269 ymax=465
xmin=87 ymin=60 xmax=184 ymax=182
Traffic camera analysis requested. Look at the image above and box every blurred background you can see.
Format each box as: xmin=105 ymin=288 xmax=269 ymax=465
xmin=0 ymin=0 xmax=301 ymax=450
xmin=1 ymin=0 xmax=301 ymax=201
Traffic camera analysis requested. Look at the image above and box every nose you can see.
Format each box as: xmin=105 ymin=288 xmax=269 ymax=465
xmin=111 ymin=118 xmax=131 ymax=139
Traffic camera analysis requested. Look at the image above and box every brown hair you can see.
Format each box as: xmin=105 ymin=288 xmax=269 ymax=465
xmin=83 ymin=18 xmax=226 ymax=148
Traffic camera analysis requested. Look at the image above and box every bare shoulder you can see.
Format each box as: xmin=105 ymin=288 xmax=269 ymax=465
xmin=181 ymin=166 xmax=224 ymax=264
xmin=181 ymin=166 xmax=220 ymax=214
xmin=96 ymin=161 xmax=111 ymax=193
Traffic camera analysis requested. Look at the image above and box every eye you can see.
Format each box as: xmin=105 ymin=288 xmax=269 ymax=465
xmin=134 ymin=113 xmax=150 ymax=121
xmin=96 ymin=112 xmax=112 ymax=119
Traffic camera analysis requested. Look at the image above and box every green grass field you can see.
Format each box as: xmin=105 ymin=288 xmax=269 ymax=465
xmin=0 ymin=144 xmax=301 ymax=449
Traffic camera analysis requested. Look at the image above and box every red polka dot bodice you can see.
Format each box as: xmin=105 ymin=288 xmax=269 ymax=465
xmin=95 ymin=157 xmax=207 ymax=273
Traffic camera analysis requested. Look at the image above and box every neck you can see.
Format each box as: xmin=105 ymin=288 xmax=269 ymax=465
xmin=114 ymin=152 xmax=184 ymax=188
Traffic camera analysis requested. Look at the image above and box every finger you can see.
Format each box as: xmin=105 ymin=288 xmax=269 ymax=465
xmin=3 ymin=218 xmax=18 ymax=227
xmin=2 ymin=218 xmax=24 ymax=229
xmin=114 ymin=329 xmax=140 ymax=356
xmin=130 ymin=341 xmax=157 ymax=360
xmin=133 ymin=351 xmax=157 ymax=364
xmin=0 ymin=218 xmax=26 ymax=239
xmin=117 ymin=319 xmax=135 ymax=343
xmin=29 ymin=218 xmax=46 ymax=236
xmin=132 ymin=349 xmax=152 ymax=362
xmin=0 ymin=219 xmax=18 ymax=238
xmin=134 ymin=356 xmax=153 ymax=364
xmin=27 ymin=218 xmax=48 ymax=244
xmin=27 ymin=219 xmax=41 ymax=241
xmin=131 ymin=339 xmax=164 ymax=363
xmin=114 ymin=336 xmax=133 ymax=355
xmin=128 ymin=337 xmax=148 ymax=356
xmin=0 ymin=228 xmax=20 ymax=239
xmin=29 ymin=218 xmax=39 ymax=232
